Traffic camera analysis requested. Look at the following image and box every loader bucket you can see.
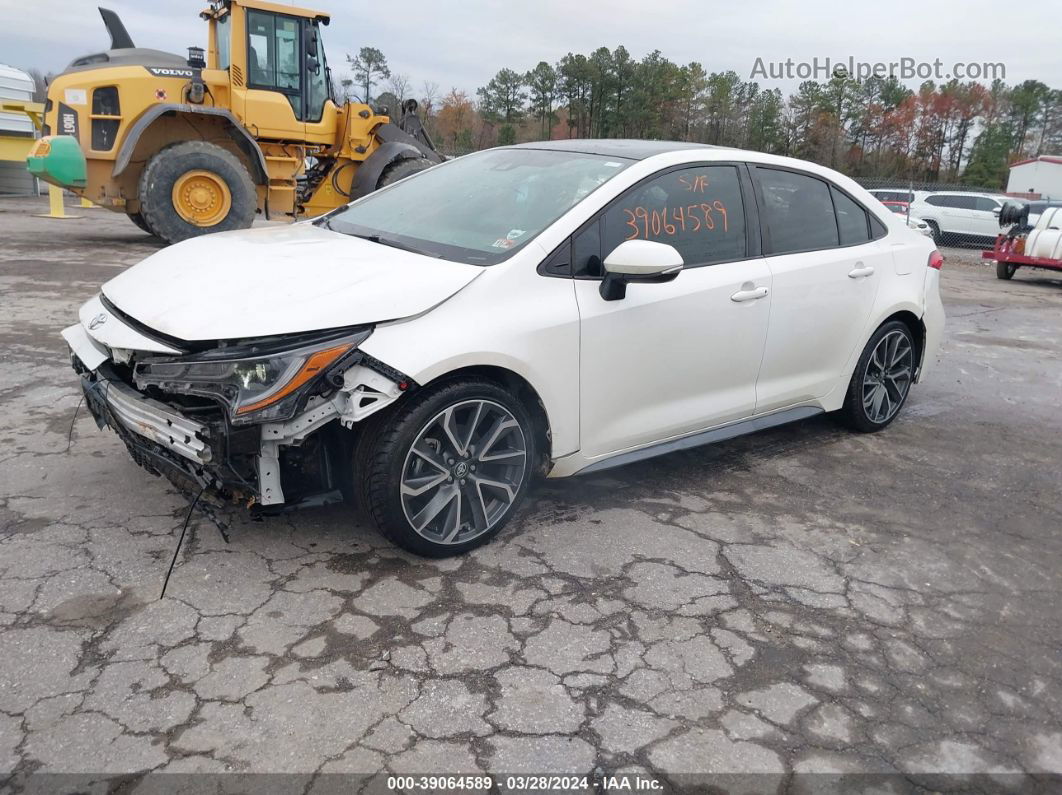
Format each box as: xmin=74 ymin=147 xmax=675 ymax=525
xmin=27 ymin=135 xmax=87 ymax=189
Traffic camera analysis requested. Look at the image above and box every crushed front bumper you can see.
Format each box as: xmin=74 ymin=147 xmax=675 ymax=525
xmin=78 ymin=361 xmax=261 ymax=502
xmin=91 ymin=373 xmax=212 ymax=464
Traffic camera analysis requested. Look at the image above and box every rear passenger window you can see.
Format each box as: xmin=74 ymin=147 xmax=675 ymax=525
xmin=601 ymin=165 xmax=747 ymax=267
xmin=757 ymin=168 xmax=838 ymax=254
xmin=832 ymin=187 xmax=870 ymax=245
xmin=927 ymin=195 xmax=963 ymax=208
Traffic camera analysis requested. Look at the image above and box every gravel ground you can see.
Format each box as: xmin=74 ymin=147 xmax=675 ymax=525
xmin=1 ymin=197 xmax=1060 ymax=792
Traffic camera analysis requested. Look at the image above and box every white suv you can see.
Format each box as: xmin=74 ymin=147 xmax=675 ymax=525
xmin=63 ymin=142 xmax=945 ymax=556
xmin=910 ymin=191 xmax=1010 ymax=245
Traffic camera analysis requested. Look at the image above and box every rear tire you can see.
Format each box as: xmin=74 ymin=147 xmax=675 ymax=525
xmin=138 ymin=141 xmax=256 ymax=244
xmin=925 ymin=220 xmax=943 ymax=246
xmin=127 ymin=211 xmax=155 ymax=236
xmin=837 ymin=320 xmax=916 ymax=433
xmin=996 ymin=261 xmax=1017 ymax=280
xmin=355 ymin=378 xmax=535 ymax=557
xmin=377 ymin=157 xmax=433 ymax=189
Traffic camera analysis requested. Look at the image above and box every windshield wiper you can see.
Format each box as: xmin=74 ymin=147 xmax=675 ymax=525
xmin=350 ymin=232 xmax=441 ymax=258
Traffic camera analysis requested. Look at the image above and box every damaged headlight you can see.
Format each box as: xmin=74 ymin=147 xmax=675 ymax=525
xmin=134 ymin=329 xmax=372 ymax=424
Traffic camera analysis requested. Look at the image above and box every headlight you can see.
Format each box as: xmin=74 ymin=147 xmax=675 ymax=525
xmin=134 ymin=329 xmax=371 ymax=424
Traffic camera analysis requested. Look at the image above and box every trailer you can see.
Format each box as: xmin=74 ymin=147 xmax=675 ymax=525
xmin=982 ymin=203 xmax=1062 ymax=279
xmin=982 ymin=236 xmax=1062 ymax=279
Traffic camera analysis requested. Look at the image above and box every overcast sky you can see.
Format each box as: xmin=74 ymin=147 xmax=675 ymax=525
xmin=1 ymin=0 xmax=1058 ymax=97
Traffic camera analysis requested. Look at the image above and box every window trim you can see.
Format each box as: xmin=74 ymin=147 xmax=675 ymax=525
xmin=750 ymin=164 xmax=886 ymax=257
xmin=540 ymin=160 xmax=761 ymax=280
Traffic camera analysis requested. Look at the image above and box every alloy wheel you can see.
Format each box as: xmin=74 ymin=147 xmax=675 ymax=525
xmin=862 ymin=330 xmax=914 ymax=424
xmin=400 ymin=399 xmax=528 ymax=545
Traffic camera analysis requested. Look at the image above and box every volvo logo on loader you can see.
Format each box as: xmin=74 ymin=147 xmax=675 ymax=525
xmin=145 ymin=67 xmax=194 ymax=78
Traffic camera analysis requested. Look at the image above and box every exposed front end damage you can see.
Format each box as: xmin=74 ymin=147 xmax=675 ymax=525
xmin=65 ymin=305 xmax=412 ymax=510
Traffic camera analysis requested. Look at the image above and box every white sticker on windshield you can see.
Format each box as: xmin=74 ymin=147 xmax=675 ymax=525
xmin=506 ymin=229 xmax=526 ymax=240
xmin=492 ymin=238 xmax=514 ymax=249
xmin=604 ymin=161 xmax=623 ymax=167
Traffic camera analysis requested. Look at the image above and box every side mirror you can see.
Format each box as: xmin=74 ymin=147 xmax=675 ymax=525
xmin=306 ymin=31 xmax=319 ymax=58
xmin=991 ymin=207 xmax=1001 ymax=215
xmin=600 ymin=240 xmax=683 ymax=301
xmin=307 ymin=56 xmax=321 ymax=75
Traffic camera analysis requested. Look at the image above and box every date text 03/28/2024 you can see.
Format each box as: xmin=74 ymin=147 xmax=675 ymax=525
xmin=385 ymin=775 xmax=663 ymax=791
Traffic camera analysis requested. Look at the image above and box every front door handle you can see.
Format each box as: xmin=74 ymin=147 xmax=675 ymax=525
xmin=730 ymin=286 xmax=769 ymax=302
xmin=848 ymin=265 xmax=875 ymax=279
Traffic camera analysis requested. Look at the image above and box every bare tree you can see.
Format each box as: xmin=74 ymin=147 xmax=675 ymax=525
xmin=387 ymin=73 xmax=411 ymax=105
xmin=420 ymin=80 xmax=440 ymax=117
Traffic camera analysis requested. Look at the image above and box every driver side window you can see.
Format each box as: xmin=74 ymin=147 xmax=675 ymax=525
xmin=601 ymin=165 xmax=747 ymax=270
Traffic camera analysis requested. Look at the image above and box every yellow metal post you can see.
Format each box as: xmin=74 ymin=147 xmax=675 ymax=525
xmin=80 ymin=197 xmax=97 ymax=208
xmin=34 ymin=184 xmax=81 ymax=219
xmin=48 ymin=185 xmax=66 ymax=217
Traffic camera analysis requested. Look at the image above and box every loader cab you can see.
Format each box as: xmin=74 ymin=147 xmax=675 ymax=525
xmin=206 ymin=0 xmax=336 ymax=142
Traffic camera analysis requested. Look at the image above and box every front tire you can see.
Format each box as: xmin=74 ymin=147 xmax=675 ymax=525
xmin=996 ymin=261 xmax=1017 ymax=280
xmin=377 ymin=156 xmax=433 ymax=189
xmin=838 ymin=321 xmax=916 ymax=433
xmin=138 ymin=141 xmax=256 ymax=244
xmin=355 ymin=379 xmax=535 ymax=557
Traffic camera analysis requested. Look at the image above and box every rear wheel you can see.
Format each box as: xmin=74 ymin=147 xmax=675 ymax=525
xmin=377 ymin=156 xmax=433 ymax=189
xmin=924 ymin=220 xmax=943 ymax=246
xmin=355 ymin=378 xmax=535 ymax=557
xmin=138 ymin=141 xmax=256 ymax=244
xmin=126 ymin=211 xmax=155 ymax=236
xmin=838 ymin=321 xmax=916 ymax=433
xmin=996 ymin=261 xmax=1017 ymax=280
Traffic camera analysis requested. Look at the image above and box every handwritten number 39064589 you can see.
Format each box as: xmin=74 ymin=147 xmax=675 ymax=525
xmin=623 ymin=201 xmax=729 ymax=241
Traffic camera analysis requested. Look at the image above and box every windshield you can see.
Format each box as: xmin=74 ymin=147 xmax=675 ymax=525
xmin=322 ymin=148 xmax=631 ymax=265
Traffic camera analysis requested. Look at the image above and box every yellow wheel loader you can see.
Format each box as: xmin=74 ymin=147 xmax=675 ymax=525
xmin=26 ymin=1 xmax=442 ymax=243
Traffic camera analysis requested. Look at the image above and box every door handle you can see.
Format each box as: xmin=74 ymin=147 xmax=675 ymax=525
xmin=848 ymin=265 xmax=875 ymax=279
xmin=730 ymin=286 xmax=769 ymax=302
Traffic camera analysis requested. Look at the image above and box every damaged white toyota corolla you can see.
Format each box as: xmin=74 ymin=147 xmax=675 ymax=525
xmin=63 ymin=141 xmax=944 ymax=556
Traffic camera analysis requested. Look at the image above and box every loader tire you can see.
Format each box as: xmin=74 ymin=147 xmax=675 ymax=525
xmin=126 ymin=211 xmax=155 ymax=236
xmin=138 ymin=141 xmax=256 ymax=244
xmin=377 ymin=157 xmax=433 ymax=189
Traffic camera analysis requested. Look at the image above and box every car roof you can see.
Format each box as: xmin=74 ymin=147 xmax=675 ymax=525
xmin=507 ymin=139 xmax=727 ymax=161
xmin=923 ymin=190 xmax=1003 ymax=198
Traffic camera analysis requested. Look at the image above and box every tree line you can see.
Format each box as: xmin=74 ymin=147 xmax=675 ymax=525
xmin=342 ymin=45 xmax=1060 ymax=190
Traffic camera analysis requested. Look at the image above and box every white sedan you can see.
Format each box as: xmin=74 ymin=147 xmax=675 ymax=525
xmin=63 ymin=141 xmax=945 ymax=556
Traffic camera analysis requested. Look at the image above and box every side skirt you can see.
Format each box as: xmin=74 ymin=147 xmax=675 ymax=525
xmin=573 ymin=406 xmax=825 ymax=476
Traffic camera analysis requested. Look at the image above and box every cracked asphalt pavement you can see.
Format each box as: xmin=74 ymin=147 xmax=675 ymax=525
xmin=1 ymin=197 xmax=1060 ymax=791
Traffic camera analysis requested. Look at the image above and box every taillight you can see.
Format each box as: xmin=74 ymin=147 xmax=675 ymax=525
xmin=928 ymin=251 xmax=944 ymax=270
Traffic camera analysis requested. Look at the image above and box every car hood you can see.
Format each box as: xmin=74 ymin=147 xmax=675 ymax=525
xmin=101 ymin=223 xmax=483 ymax=341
